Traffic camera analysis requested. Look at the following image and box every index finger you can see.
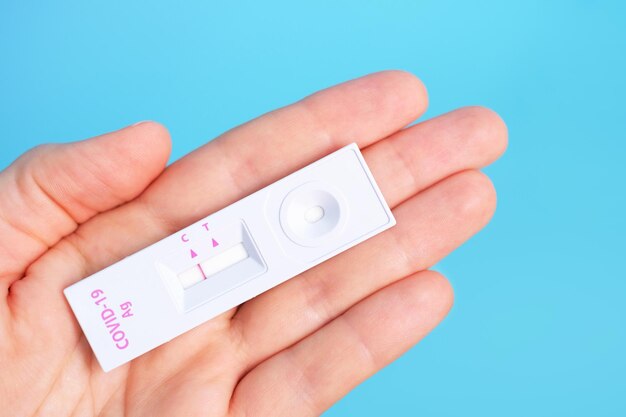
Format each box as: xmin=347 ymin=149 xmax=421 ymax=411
xmin=139 ymin=70 xmax=428 ymax=233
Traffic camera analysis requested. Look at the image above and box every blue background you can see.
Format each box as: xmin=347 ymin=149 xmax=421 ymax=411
xmin=1 ymin=1 xmax=625 ymax=415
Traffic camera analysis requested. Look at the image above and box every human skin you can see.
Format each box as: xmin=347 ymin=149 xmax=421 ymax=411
xmin=0 ymin=71 xmax=507 ymax=417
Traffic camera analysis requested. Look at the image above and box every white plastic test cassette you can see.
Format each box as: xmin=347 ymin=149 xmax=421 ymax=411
xmin=64 ymin=143 xmax=395 ymax=371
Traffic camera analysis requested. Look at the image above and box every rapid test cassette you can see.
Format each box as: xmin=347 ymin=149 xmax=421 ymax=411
xmin=64 ymin=143 xmax=396 ymax=371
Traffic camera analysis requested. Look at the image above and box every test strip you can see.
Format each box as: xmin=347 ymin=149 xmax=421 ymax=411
xmin=64 ymin=143 xmax=396 ymax=371
xmin=177 ymin=265 xmax=205 ymax=289
xmin=197 ymin=242 xmax=249 ymax=281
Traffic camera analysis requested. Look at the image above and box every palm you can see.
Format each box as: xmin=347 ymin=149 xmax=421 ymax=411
xmin=0 ymin=72 xmax=506 ymax=417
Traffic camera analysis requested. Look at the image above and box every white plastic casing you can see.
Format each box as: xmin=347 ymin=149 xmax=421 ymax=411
xmin=64 ymin=143 xmax=396 ymax=371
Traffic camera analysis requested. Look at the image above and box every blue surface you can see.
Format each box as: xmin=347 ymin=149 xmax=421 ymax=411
xmin=1 ymin=1 xmax=625 ymax=416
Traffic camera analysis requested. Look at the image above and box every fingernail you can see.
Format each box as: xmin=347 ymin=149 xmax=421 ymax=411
xmin=131 ymin=120 xmax=152 ymax=127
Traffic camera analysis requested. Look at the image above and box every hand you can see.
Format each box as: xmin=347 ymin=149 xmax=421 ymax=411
xmin=0 ymin=71 xmax=507 ymax=417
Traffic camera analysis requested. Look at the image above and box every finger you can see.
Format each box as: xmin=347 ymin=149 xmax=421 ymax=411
xmin=365 ymin=106 xmax=507 ymax=207
xmin=23 ymin=71 xmax=428 ymax=293
xmin=0 ymin=122 xmax=171 ymax=287
xmin=230 ymin=106 xmax=506 ymax=354
xmin=137 ymin=70 xmax=428 ymax=235
xmin=230 ymin=270 xmax=453 ymax=417
xmin=231 ymin=170 xmax=495 ymax=366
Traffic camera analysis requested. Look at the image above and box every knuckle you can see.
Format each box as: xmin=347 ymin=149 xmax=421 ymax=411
xmin=14 ymin=143 xmax=59 ymax=169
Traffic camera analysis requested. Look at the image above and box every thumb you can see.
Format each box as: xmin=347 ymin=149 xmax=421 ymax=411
xmin=0 ymin=121 xmax=171 ymax=287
